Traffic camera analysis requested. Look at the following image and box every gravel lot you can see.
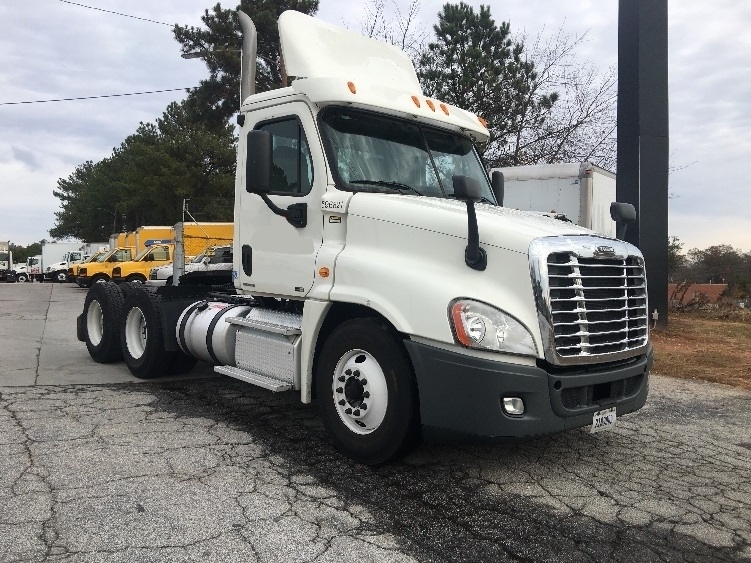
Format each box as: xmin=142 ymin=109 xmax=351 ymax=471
xmin=1 ymin=283 xmax=750 ymax=562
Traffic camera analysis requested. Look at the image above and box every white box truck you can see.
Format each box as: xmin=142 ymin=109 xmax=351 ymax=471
xmin=77 ymin=11 xmax=652 ymax=464
xmin=39 ymin=241 xmax=84 ymax=282
xmin=494 ymin=162 xmax=617 ymax=237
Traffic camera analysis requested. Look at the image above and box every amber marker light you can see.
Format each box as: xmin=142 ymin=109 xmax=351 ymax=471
xmin=440 ymin=103 xmax=449 ymax=115
xmin=318 ymin=267 xmax=330 ymax=278
xmin=478 ymin=116 xmax=488 ymax=128
xmin=411 ymin=95 xmax=421 ymax=108
xmin=347 ymin=81 xmax=356 ymax=94
xmin=426 ymin=99 xmax=436 ymax=112
xmin=451 ymin=302 xmax=471 ymax=346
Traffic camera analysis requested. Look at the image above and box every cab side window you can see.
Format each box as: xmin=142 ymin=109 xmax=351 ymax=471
xmin=151 ymin=247 xmax=170 ymax=261
xmin=255 ymin=118 xmax=313 ymax=195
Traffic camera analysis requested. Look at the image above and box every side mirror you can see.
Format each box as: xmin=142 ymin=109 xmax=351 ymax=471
xmin=610 ymin=202 xmax=637 ymax=240
xmin=491 ymin=170 xmax=504 ymax=206
xmin=246 ymin=130 xmax=273 ymax=194
xmin=452 ymin=175 xmax=482 ymax=202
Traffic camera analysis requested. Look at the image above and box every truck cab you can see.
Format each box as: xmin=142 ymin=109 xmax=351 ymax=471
xmin=78 ymin=11 xmax=652 ymax=465
xmin=76 ymin=247 xmax=134 ymax=287
xmin=112 ymin=243 xmax=173 ymax=284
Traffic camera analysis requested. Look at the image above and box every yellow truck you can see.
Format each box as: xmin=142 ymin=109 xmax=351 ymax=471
xmin=77 ymin=226 xmax=173 ymax=286
xmin=112 ymin=222 xmax=233 ymax=284
xmin=68 ymin=250 xmax=109 ymax=281
xmin=111 ymin=243 xmax=173 ymax=284
xmin=76 ymin=247 xmax=136 ymax=287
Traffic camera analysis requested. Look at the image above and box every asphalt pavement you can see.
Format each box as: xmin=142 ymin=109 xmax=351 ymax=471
xmin=1 ymin=282 xmax=750 ymax=562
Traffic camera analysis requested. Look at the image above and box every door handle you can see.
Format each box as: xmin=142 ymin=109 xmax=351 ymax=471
xmin=241 ymin=245 xmax=252 ymax=276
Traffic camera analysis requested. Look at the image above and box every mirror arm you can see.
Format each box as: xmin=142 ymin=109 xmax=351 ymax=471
xmin=259 ymin=194 xmax=307 ymax=228
xmin=463 ymin=200 xmax=487 ymax=271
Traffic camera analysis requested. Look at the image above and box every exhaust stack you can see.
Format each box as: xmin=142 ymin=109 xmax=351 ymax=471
xmin=238 ymin=10 xmax=257 ymax=103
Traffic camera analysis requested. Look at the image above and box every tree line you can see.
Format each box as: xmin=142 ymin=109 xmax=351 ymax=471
xmin=668 ymin=236 xmax=751 ymax=299
xmin=50 ymin=0 xmax=618 ymax=242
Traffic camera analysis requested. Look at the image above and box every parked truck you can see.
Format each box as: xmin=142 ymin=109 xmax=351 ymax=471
xmin=494 ymin=162 xmax=617 ymax=237
xmin=37 ymin=241 xmax=84 ymax=282
xmin=77 ymin=11 xmax=651 ymax=465
xmin=78 ymin=228 xmax=172 ymax=287
xmin=111 ymin=223 xmax=233 ymax=284
xmin=76 ymin=247 xmax=136 ymax=287
xmin=0 ymin=241 xmax=12 ymax=282
xmin=68 ymin=249 xmax=110 ymax=282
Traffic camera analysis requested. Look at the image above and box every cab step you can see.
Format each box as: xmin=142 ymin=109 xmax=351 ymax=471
xmin=214 ymin=365 xmax=293 ymax=392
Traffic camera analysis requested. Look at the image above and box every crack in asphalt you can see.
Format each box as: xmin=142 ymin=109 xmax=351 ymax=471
xmin=0 ymin=379 xmax=749 ymax=562
xmin=32 ymin=284 xmax=53 ymax=387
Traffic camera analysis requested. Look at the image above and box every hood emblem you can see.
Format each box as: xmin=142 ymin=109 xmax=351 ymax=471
xmin=594 ymin=245 xmax=615 ymax=256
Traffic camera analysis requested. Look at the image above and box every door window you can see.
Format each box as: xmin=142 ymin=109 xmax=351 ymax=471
xmin=255 ymin=118 xmax=313 ymax=195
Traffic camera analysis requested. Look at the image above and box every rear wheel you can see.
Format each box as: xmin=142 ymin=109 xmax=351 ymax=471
xmin=120 ymin=289 xmax=196 ymax=378
xmin=83 ymin=282 xmax=124 ymax=363
xmin=316 ymin=318 xmax=420 ymax=465
xmin=16 ymin=273 xmax=29 ymax=283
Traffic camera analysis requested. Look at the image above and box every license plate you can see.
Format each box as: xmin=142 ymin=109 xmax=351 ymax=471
xmin=590 ymin=407 xmax=617 ymax=433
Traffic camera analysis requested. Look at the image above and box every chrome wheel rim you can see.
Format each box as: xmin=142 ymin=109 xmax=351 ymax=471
xmin=332 ymin=349 xmax=388 ymax=435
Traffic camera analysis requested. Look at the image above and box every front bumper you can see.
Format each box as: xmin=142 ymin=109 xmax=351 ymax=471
xmin=405 ymin=340 xmax=652 ymax=441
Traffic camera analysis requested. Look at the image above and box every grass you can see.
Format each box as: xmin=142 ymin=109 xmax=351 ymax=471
xmin=650 ymin=310 xmax=751 ymax=392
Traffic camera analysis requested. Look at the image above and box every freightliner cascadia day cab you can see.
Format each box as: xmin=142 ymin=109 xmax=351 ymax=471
xmin=77 ymin=11 xmax=653 ymax=465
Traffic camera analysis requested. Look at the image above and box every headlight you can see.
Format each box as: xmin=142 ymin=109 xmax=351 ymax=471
xmin=449 ymin=299 xmax=537 ymax=356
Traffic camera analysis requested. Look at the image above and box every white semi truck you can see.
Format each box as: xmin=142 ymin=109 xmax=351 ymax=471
xmin=77 ymin=11 xmax=652 ymax=464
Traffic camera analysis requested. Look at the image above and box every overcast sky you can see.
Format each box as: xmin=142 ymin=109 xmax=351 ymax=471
xmin=1 ymin=0 xmax=749 ymax=254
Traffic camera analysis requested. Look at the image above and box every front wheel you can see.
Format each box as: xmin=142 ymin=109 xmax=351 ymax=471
xmin=55 ymin=270 xmax=68 ymax=283
xmin=316 ymin=318 xmax=420 ymax=465
xmin=126 ymin=274 xmax=147 ymax=285
xmin=16 ymin=273 xmax=29 ymax=283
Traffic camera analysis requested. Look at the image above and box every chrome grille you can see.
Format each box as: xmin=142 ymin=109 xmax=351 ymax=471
xmin=548 ymin=253 xmax=647 ymax=356
xmin=530 ymin=236 xmax=649 ymax=366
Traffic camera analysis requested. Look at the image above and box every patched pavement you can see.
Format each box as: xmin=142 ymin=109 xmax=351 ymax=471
xmin=1 ymin=283 xmax=750 ymax=562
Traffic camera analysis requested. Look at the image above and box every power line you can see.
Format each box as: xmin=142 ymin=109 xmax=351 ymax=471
xmin=0 ymin=88 xmax=190 ymax=106
xmin=59 ymin=0 xmax=174 ymax=26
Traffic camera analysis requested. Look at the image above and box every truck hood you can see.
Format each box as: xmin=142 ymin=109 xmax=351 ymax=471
xmin=346 ymin=193 xmax=597 ymax=255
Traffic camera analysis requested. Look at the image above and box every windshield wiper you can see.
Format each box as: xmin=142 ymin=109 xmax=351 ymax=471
xmin=350 ymin=180 xmax=423 ymax=196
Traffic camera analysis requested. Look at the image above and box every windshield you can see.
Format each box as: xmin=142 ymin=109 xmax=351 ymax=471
xmin=133 ymin=248 xmax=151 ymax=261
xmin=90 ymin=252 xmax=107 ymax=263
xmin=320 ymin=107 xmax=494 ymax=201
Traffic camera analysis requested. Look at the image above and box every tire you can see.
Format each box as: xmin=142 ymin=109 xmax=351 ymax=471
xmin=119 ymin=281 xmax=137 ymax=299
xmin=165 ymin=276 xmax=173 ymax=286
xmin=55 ymin=271 xmax=68 ymax=283
xmin=315 ymin=318 xmax=420 ymax=465
xmin=120 ymin=289 xmax=196 ymax=379
xmin=16 ymin=273 xmax=28 ymax=283
xmin=83 ymin=282 xmax=124 ymax=363
xmin=92 ymin=275 xmax=108 ymax=285
xmin=126 ymin=274 xmax=147 ymax=284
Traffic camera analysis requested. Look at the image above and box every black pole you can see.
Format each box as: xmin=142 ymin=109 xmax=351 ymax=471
xmin=617 ymin=0 xmax=669 ymax=329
